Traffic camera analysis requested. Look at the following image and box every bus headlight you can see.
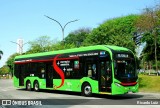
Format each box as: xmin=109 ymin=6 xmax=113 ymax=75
xmin=114 ymin=83 xmax=121 ymax=87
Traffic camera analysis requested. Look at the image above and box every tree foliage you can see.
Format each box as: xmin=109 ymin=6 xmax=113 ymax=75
xmin=0 ymin=65 xmax=10 ymax=75
xmin=136 ymin=6 xmax=160 ymax=73
xmin=6 ymin=53 xmax=20 ymax=76
xmin=83 ymin=14 xmax=139 ymax=52
xmin=26 ymin=36 xmax=55 ymax=54
xmin=51 ymin=41 xmax=76 ymax=50
xmin=141 ymin=32 xmax=160 ymax=61
xmin=64 ymin=28 xmax=91 ymax=47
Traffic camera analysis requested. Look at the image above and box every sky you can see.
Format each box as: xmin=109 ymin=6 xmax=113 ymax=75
xmin=0 ymin=0 xmax=157 ymax=67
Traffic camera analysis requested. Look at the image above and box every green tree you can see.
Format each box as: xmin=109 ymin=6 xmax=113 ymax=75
xmin=0 ymin=65 xmax=10 ymax=75
xmin=6 ymin=53 xmax=19 ymax=76
xmin=83 ymin=14 xmax=139 ymax=52
xmin=49 ymin=28 xmax=91 ymax=51
xmin=64 ymin=28 xmax=91 ymax=47
xmin=136 ymin=6 xmax=160 ymax=75
xmin=52 ymin=41 xmax=76 ymax=50
xmin=26 ymin=36 xmax=55 ymax=54
xmin=26 ymin=35 xmax=77 ymax=54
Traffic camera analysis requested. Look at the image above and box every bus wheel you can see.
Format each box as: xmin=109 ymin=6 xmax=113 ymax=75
xmin=34 ymin=81 xmax=39 ymax=92
xmin=26 ymin=81 xmax=31 ymax=91
xmin=82 ymin=83 xmax=92 ymax=97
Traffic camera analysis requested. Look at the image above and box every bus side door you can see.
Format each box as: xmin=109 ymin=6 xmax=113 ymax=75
xmin=46 ymin=62 xmax=53 ymax=88
xmin=19 ymin=64 xmax=25 ymax=86
xmin=99 ymin=59 xmax=112 ymax=92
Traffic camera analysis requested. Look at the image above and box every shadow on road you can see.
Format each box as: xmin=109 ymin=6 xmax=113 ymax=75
xmin=94 ymin=93 xmax=143 ymax=100
xmin=17 ymin=88 xmax=143 ymax=100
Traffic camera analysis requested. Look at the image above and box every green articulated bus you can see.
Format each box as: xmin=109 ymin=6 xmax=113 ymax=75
xmin=13 ymin=45 xmax=138 ymax=96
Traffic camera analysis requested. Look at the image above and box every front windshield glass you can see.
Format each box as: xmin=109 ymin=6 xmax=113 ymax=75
xmin=114 ymin=53 xmax=137 ymax=81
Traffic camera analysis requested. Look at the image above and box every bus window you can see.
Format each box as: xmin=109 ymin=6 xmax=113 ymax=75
xmin=92 ymin=64 xmax=97 ymax=79
xmin=86 ymin=63 xmax=97 ymax=80
xmin=37 ymin=63 xmax=46 ymax=78
xmin=87 ymin=64 xmax=92 ymax=77
xmin=114 ymin=52 xmax=138 ymax=83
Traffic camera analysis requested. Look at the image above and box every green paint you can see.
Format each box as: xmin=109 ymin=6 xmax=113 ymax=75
xmin=13 ymin=45 xmax=138 ymax=95
xmin=112 ymin=79 xmax=139 ymax=95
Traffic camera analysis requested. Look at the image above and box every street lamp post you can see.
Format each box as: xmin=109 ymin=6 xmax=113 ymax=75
xmin=10 ymin=41 xmax=28 ymax=54
xmin=44 ymin=15 xmax=79 ymax=41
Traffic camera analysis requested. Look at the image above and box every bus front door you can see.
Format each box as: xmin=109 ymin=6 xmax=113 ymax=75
xmin=99 ymin=61 xmax=111 ymax=92
xmin=46 ymin=63 xmax=53 ymax=88
xmin=19 ymin=65 xmax=25 ymax=86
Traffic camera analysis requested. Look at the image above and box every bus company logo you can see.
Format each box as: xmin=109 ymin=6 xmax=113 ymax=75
xmin=53 ymin=54 xmax=65 ymax=88
xmin=2 ymin=100 xmax=11 ymax=105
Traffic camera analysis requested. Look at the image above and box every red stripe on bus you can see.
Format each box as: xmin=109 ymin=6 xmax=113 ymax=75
xmin=53 ymin=54 xmax=65 ymax=88
xmin=14 ymin=56 xmax=79 ymax=64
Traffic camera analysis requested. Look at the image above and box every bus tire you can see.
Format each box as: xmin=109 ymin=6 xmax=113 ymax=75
xmin=26 ymin=80 xmax=31 ymax=91
xmin=82 ymin=83 xmax=92 ymax=97
xmin=34 ymin=81 xmax=39 ymax=92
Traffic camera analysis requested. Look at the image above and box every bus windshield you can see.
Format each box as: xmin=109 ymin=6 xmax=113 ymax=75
xmin=114 ymin=53 xmax=137 ymax=82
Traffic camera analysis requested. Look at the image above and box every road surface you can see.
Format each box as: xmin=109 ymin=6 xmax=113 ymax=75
xmin=0 ymin=79 xmax=160 ymax=108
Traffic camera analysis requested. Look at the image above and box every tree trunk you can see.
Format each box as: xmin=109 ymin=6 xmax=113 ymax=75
xmin=154 ymin=31 xmax=158 ymax=76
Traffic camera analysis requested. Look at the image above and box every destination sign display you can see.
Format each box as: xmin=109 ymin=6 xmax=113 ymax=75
xmin=116 ymin=54 xmax=129 ymax=58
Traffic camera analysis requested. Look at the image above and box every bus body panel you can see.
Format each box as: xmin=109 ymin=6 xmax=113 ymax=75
xmin=14 ymin=76 xmax=99 ymax=93
xmin=13 ymin=76 xmax=19 ymax=88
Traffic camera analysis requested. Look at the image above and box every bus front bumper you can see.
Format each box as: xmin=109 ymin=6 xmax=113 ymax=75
xmin=111 ymin=82 xmax=139 ymax=95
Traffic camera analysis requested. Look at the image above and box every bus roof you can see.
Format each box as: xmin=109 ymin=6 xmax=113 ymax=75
xmin=15 ymin=45 xmax=129 ymax=59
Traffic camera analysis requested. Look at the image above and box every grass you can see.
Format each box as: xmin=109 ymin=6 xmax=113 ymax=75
xmin=139 ymin=74 xmax=160 ymax=93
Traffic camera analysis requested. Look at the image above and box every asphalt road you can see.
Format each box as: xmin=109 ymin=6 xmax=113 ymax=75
xmin=0 ymin=79 xmax=160 ymax=108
